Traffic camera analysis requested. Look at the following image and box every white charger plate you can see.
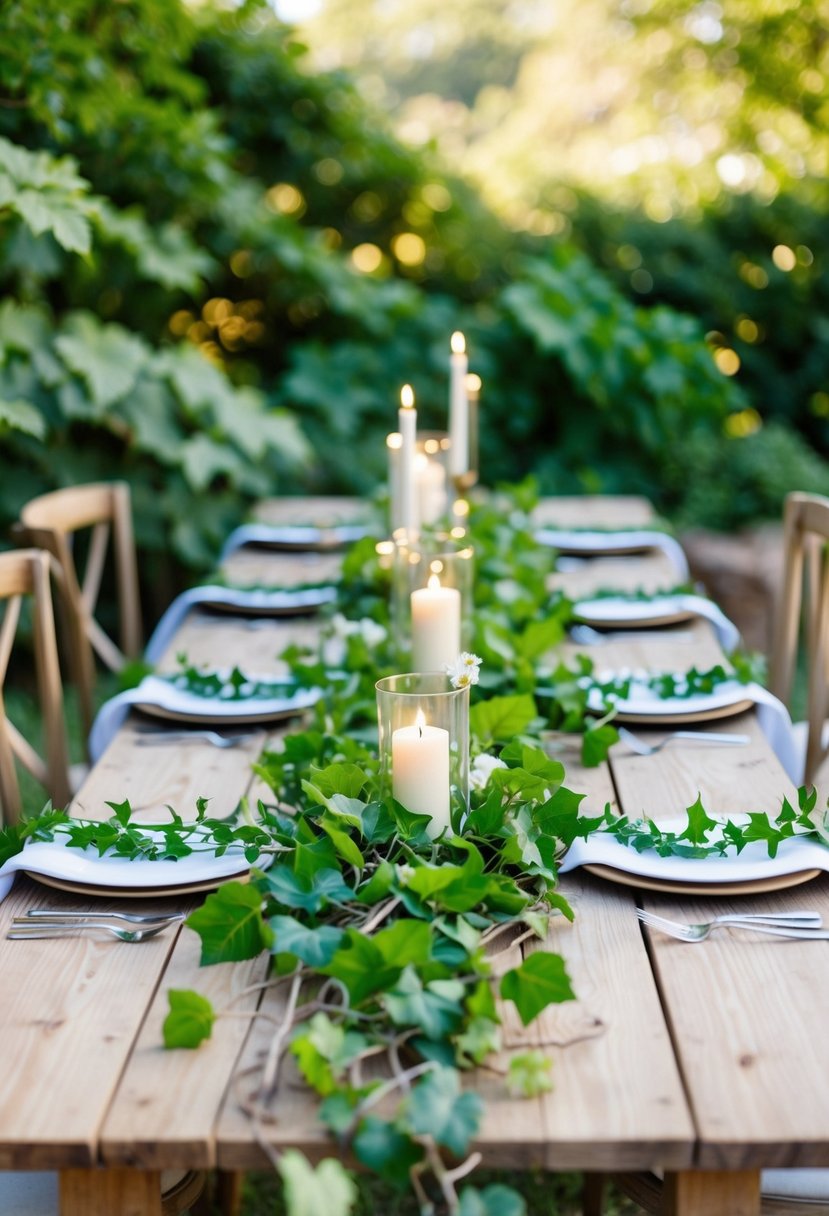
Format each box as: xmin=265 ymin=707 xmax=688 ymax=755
xmin=586 ymin=673 xmax=754 ymax=725
xmin=134 ymin=673 xmax=320 ymax=725
xmin=574 ymin=595 xmax=694 ymax=629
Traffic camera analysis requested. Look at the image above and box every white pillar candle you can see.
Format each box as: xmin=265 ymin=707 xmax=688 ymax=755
xmin=448 ymin=331 xmax=468 ymax=478
xmin=415 ymin=451 xmax=447 ymax=525
xmin=392 ymin=709 xmax=451 ymax=838
xmin=386 ymin=431 xmax=403 ymax=532
xmin=398 ymin=385 xmax=418 ymax=538
xmin=411 ymin=572 xmax=461 ymax=672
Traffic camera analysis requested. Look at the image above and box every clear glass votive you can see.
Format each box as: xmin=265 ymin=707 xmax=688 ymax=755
xmin=391 ymin=533 xmax=474 ymax=671
xmin=415 ymin=431 xmax=452 ymax=527
xmin=376 ymin=672 xmax=470 ymax=839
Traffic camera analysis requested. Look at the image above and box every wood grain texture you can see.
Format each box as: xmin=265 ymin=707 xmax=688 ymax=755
xmin=59 ymin=1167 xmax=162 ymax=1216
xmin=0 ymin=880 xmax=186 ymax=1169
xmin=533 ymin=496 xmax=657 ymax=528
xmin=664 ymin=1169 xmax=761 ymax=1216
xmin=101 ymin=925 xmax=270 ymax=1170
xmin=643 ymin=876 xmax=829 ymax=1170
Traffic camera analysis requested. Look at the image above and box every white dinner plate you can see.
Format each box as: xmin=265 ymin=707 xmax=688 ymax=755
xmin=134 ymin=673 xmax=321 ymax=725
xmin=585 ymin=672 xmax=754 ymax=725
xmin=559 ymin=815 xmax=829 ymax=894
xmin=573 ymin=595 xmax=695 ymax=629
xmin=198 ymin=584 xmax=337 ymax=617
xmin=0 ymin=833 xmax=270 ymax=900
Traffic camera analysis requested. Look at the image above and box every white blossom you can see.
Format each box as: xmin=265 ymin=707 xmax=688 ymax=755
xmin=445 ymin=651 xmax=482 ymax=689
xmin=469 ymin=752 xmax=507 ymax=791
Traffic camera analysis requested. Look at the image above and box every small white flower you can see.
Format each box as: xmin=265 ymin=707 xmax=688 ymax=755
xmin=445 ymin=651 xmax=482 ymax=689
xmin=395 ymin=862 xmax=416 ymax=886
xmin=469 ymin=752 xmax=507 ymax=791
xmin=359 ymin=618 xmax=387 ymax=648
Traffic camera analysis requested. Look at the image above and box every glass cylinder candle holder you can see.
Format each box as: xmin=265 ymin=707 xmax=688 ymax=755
xmin=415 ymin=431 xmax=452 ymax=527
xmin=376 ymin=672 xmax=470 ymax=839
xmin=391 ymin=533 xmax=474 ymax=671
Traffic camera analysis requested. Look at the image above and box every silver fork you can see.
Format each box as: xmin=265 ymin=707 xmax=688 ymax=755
xmin=617 ymin=726 xmax=751 ymax=754
xmin=637 ymin=909 xmax=826 ymax=943
xmin=133 ymin=729 xmax=257 ymax=748
xmin=570 ymin=624 xmax=694 ymax=646
xmin=7 ymin=920 xmax=176 ymax=943
xmin=23 ymin=909 xmax=185 ymax=928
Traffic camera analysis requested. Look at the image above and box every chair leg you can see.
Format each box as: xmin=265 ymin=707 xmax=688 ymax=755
xmin=582 ymin=1172 xmax=607 ymax=1216
xmin=214 ymin=1169 xmax=244 ymax=1216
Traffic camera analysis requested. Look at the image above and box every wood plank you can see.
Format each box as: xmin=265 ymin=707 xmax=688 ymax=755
xmin=642 ymin=876 xmax=829 ymax=1170
xmin=252 ymin=497 xmax=370 ymax=527
xmin=101 ymin=923 xmax=270 ymax=1170
xmin=0 ymin=879 xmax=192 ymax=1169
xmin=533 ymin=496 xmax=657 ymax=529
xmin=59 ymin=1166 xmax=162 ymax=1216
xmin=664 ymin=1169 xmax=760 ymax=1216
xmin=549 ymin=552 xmax=683 ymax=599
xmin=219 ymin=548 xmax=344 ymax=591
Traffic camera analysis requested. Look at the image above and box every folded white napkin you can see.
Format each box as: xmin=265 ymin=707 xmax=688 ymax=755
xmin=144 ymin=583 xmax=336 ymax=665
xmin=574 ymin=593 xmax=741 ymax=654
xmin=536 ymin=528 xmax=690 ymax=581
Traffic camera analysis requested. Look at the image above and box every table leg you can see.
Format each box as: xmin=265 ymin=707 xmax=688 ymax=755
xmin=664 ymin=1170 xmax=760 ymax=1216
xmin=59 ymin=1167 xmax=163 ymax=1216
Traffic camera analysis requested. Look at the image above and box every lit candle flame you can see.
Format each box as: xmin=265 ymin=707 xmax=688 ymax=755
xmin=451 ymin=331 xmax=466 ymax=355
xmin=400 ymin=383 xmax=415 ymax=409
xmin=427 ymin=572 xmax=441 ymax=590
xmin=415 ymin=707 xmax=426 ymax=737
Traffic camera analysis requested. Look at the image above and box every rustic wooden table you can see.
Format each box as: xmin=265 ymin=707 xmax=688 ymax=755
xmin=1 ymin=496 xmax=827 ymax=1216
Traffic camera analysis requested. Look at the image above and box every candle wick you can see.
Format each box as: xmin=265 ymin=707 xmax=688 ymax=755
xmin=418 ymin=724 xmax=423 ymax=739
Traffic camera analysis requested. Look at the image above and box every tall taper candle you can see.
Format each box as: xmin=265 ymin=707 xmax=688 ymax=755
xmin=398 ymin=384 xmax=418 ymax=538
xmin=448 ymin=331 xmax=468 ymax=478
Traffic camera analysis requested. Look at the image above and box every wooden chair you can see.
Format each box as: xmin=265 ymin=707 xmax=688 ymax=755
xmin=16 ymin=482 xmax=142 ymax=743
xmin=0 ymin=549 xmax=71 ymax=823
xmin=770 ymin=491 xmax=829 ymax=785
xmin=587 ymin=1169 xmax=829 ymax=1216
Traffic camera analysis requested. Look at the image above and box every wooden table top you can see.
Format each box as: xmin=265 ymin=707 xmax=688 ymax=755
xmin=1 ymin=494 xmax=827 ymax=1216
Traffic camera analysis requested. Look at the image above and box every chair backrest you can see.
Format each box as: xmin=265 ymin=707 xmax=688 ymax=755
xmin=770 ymin=491 xmax=829 ymax=785
xmin=0 ymin=549 xmax=72 ymax=824
xmin=17 ymin=482 xmax=142 ymax=738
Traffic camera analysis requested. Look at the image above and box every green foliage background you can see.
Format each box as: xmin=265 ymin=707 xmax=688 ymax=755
xmin=1 ymin=0 xmax=826 ymax=622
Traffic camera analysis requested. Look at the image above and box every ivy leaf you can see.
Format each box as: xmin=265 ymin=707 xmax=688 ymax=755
xmin=308 ymin=763 xmax=368 ymax=799
xmin=269 ymin=915 xmax=344 ymax=967
xmin=405 ymin=1066 xmax=483 ymax=1156
xmin=320 ymin=928 xmax=402 ymax=1005
xmin=384 ymin=968 xmax=465 ymax=1039
xmin=469 ymin=694 xmax=538 ymax=746
xmin=679 ymin=794 xmax=719 ymax=845
xmin=353 ymin=1116 xmax=423 ymax=1184
xmin=55 ymin=314 xmax=147 ymax=409
xmin=0 ymin=397 xmax=45 ymax=438
xmin=265 ymin=865 xmax=354 ymax=914
xmin=371 ymin=919 xmax=433 ymax=968
xmin=186 ymin=882 xmax=270 ymax=964
xmin=277 ymin=1150 xmax=357 ymax=1216
xmin=454 ymin=1016 xmax=501 ymax=1066
xmin=515 ymin=616 xmax=566 ymax=661
xmin=581 ymin=722 xmax=619 ymax=767
xmin=459 ymin=1184 xmax=527 ymax=1216
xmin=506 ymin=1050 xmax=554 ymax=1097
xmin=163 ymin=989 xmax=215 ymax=1049
xmin=500 ymin=952 xmax=575 ymax=1026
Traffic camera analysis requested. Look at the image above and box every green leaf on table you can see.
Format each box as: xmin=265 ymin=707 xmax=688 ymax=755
xmin=265 ymin=865 xmax=354 ymax=914
xmin=507 ymin=1050 xmax=554 ymax=1097
xmin=404 ymin=1066 xmax=483 ymax=1156
xmin=372 ymin=918 xmax=433 ymax=968
xmin=353 ymin=1116 xmax=423 ymax=1183
xmin=515 ymin=616 xmax=566 ymax=661
xmin=500 ymin=951 xmax=575 ymax=1026
xmin=291 ymin=1012 xmax=370 ymax=1095
xmin=454 ymin=1015 xmax=501 ymax=1066
xmin=470 ymin=694 xmax=537 ymax=746
xmin=186 ymin=881 xmax=270 ymax=964
xmin=277 ymin=1150 xmax=357 ymax=1216
xmin=384 ymin=968 xmax=465 ymax=1039
xmin=307 ymin=763 xmax=368 ymax=799
xmin=317 ymin=813 xmax=365 ymax=870
xmin=163 ymin=989 xmax=216 ymax=1049
xmin=320 ymin=928 xmax=402 ymax=1005
xmin=459 ymin=1184 xmax=527 ymax=1216
xmin=0 ymin=397 xmax=45 ymax=438
xmin=269 ymin=915 xmax=344 ymax=967
xmin=581 ymin=722 xmax=619 ymax=767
